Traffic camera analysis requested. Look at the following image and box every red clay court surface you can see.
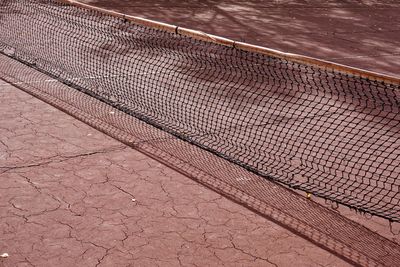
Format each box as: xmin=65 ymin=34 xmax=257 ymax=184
xmin=0 ymin=62 xmax=351 ymax=266
xmin=1 ymin=0 xmax=400 ymax=266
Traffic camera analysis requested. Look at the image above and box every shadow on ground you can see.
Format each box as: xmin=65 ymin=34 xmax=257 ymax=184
xmin=1 ymin=54 xmax=399 ymax=266
xmin=81 ymin=0 xmax=400 ymax=76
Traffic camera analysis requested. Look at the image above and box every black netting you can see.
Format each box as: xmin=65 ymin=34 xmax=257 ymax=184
xmin=0 ymin=0 xmax=399 ymax=221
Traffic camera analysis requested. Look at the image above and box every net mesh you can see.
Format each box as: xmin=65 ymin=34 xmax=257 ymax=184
xmin=0 ymin=0 xmax=399 ymax=221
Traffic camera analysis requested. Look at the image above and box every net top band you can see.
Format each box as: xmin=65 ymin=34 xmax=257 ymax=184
xmin=60 ymin=0 xmax=400 ymax=85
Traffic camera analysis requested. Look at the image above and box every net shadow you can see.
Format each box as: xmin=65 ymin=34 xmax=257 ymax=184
xmin=1 ymin=54 xmax=399 ymax=266
xmin=0 ymin=0 xmax=399 ymax=221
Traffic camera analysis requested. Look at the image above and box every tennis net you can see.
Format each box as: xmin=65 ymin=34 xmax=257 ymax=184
xmin=0 ymin=0 xmax=399 ymax=221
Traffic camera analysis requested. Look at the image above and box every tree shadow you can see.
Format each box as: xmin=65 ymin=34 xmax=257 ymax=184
xmin=84 ymin=0 xmax=400 ymax=76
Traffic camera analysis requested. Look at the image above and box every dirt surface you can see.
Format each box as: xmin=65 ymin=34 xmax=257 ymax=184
xmin=1 ymin=1 xmax=400 ymax=266
xmin=80 ymin=0 xmax=400 ymax=77
xmin=1 ymin=53 xmax=399 ymax=266
xmin=0 ymin=80 xmax=353 ymax=266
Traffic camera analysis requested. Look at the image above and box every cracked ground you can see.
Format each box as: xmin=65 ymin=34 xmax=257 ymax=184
xmin=0 ymin=81 xmax=352 ymax=266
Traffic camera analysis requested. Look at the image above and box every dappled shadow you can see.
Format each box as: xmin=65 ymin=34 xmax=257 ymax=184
xmin=82 ymin=0 xmax=400 ymax=76
xmin=1 ymin=1 xmax=400 ymax=265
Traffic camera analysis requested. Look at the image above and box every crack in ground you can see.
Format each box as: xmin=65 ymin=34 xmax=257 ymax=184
xmin=111 ymin=184 xmax=135 ymax=199
xmin=0 ymin=145 xmax=125 ymax=173
xmin=95 ymin=248 xmax=111 ymax=267
xmin=231 ymin=241 xmax=278 ymax=266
